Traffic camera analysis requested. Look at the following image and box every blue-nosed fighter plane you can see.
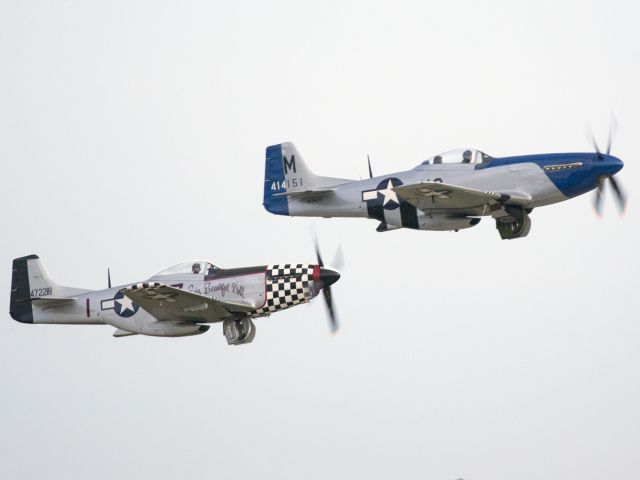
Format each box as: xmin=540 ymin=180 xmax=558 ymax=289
xmin=263 ymin=139 xmax=626 ymax=239
xmin=9 ymin=248 xmax=341 ymax=345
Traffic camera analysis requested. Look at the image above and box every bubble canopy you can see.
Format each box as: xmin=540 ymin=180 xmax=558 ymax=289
xmin=418 ymin=148 xmax=492 ymax=166
xmin=152 ymin=261 xmax=221 ymax=277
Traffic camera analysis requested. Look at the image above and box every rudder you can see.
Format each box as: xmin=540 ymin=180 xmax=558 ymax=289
xmin=263 ymin=143 xmax=289 ymax=215
xmin=10 ymin=255 xmax=38 ymax=323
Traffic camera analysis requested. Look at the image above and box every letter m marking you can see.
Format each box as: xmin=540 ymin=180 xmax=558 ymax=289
xmin=283 ymin=155 xmax=296 ymax=174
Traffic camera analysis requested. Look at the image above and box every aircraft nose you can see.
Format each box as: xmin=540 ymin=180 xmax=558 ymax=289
xmin=601 ymin=155 xmax=624 ymax=177
xmin=319 ymin=267 xmax=341 ymax=288
xmin=607 ymin=155 xmax=624 ymax=176
xmin=595 ymin=154 xmax=623 ymax=178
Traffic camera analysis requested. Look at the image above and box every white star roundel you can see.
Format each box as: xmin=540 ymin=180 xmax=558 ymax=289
xmin=361 ymin=177 xmax=404 ymax=210
xmin=113 ymin=291 xmax=139 ymax=317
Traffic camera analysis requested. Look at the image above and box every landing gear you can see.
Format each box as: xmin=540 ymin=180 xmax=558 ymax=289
xmin=495 ymin=206 xmax=532 ymax=240
xmin=223 ymin=317 xmax=256 ymax=345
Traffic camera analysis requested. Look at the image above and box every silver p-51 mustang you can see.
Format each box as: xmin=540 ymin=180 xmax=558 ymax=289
xmin=10 ymin=252 xmax=341 ymax=345
xmin=263 ymin=140 xmax=626 ymax=239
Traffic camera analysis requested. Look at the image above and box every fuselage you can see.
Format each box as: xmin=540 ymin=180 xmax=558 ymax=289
xmin=273 ymin=150 xmax=623 ymax=231
xmin=17 ymin=262 xmax=332 ymax=334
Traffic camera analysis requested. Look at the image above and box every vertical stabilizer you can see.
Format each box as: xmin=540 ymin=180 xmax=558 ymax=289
xmin=10 ymin=255 xmax=89 ymax=324
xmin=263 ymin=142 xmax=350 ymax=216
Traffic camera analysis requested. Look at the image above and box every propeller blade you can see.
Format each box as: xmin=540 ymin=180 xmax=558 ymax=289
xmin=608 ymin=176 xmax=627 ymax=214
xmin=322 ymin=286 xmax=338 ymax=333
xmin=331 ymin=244 xmax=345 ymax=271
xmin=588 ymin=125 xmax=601 ymax=156
xmin=108 ymin=268 xmax=112 ymax=289
xmin=318 ymin=267 xmax=340 ymax=333
xmin=313 ymin=234 xmax=341 ymax=333
xmin=593 ymin=177 xmax=604 ymax=217
xmin=588 ymin=116 xmax=625 ymax=218
xmin=606 ymin=114 xmax=618 ymax=155
xmin=314 ymin=239 xmax=324 ymax=267
xmin=367 ymin=154 xmax=373 ymax=179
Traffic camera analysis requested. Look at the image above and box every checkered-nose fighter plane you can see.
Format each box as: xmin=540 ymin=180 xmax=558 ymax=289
xmin=263 ymin=136 xmax=626 ymax=239
xmin=9 ymin=248 xmax=341 ymax=345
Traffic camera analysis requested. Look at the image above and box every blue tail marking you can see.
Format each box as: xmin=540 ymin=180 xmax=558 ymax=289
xmin=263 ymin=144 xmax=289 ymax=215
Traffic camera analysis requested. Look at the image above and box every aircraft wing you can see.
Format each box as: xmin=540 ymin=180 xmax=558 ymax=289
xmin=122 ymin=283 xmax=257 ymax=323
xmin=393 ymin=181 xmax=513 ymax=210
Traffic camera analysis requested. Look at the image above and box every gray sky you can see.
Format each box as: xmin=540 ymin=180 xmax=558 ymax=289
xmin=1 ymin=1 xmax=639 ymax=479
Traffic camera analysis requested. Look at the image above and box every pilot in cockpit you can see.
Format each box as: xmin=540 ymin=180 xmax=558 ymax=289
xmin=462 ymin=150 xmax=473 ymax=163
xmin=433 ymin=155 xmax=443 ymax=164
xmin=192 ymin=263 xmax=201 ymax=274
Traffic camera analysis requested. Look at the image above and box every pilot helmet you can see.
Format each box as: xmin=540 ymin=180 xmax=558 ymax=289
xmin=192 ymin=263 xmax=201 ymax=273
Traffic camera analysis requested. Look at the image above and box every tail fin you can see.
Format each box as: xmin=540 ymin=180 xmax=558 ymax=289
xmin=263 ymin=142 xmax=349 ymax=215
xmin=10 ymin=255 xmax=86 ymax=323
xmin=10 ymin=255 xmax=37 ymax=323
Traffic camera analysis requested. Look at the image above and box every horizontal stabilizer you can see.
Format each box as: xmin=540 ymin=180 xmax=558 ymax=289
xmin=272 ymin=188 xmax=335 ymax=199
xmin=14 ymin=296 xmax=76 ymax=305
xmin=27 ymin=297 xmax=76 ymax=308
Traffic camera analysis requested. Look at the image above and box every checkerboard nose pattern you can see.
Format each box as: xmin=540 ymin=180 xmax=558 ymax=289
xmin=254 ymin=264 xmax=314 ymax=314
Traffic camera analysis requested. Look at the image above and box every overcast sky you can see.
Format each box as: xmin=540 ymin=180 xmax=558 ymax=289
xmin=1 ymin=1 xmax=639 ymax=479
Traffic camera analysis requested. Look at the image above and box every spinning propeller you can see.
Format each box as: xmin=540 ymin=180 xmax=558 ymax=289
xmin=589 ymin=119 xmax=627 ymax=217
xmin=314 ymin=239 xmax=342 ymax=334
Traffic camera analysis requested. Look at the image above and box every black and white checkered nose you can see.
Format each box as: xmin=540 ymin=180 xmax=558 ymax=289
xmin=319 ymin=267 xmax=340 ymax=288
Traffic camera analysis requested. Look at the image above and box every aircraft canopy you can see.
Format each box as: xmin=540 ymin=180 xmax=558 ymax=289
xmin=153 ymin=261 xmax=221 ymax=277
xmin=419 ymin=148 xmax=492 ymax=166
